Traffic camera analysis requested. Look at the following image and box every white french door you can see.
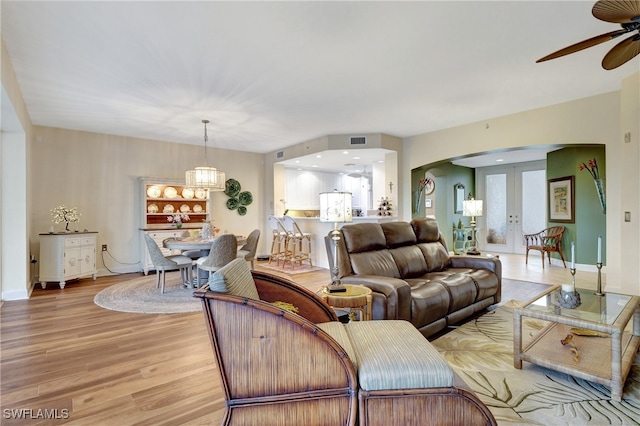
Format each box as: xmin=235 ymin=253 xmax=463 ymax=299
xmin=476 ymin=161 xmax=546 ymax=254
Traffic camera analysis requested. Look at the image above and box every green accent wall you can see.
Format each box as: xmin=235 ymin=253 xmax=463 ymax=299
xmin=412 ymin=162 xmax=474 ymax=250
xmin=412 ymin=145 xmax=606 ymax=265
xmin=547 ymin=146 xmax=606 ymax=265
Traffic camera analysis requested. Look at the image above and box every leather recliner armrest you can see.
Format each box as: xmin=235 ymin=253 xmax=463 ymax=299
xmin=339 ymin=275 xmax=412 ymax=321
xmin=449 ymin=255 xmax=502 ymax=277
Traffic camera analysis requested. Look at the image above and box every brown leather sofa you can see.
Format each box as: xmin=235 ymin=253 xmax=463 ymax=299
xmin=330 ymin=217 xmax=502 ymax=337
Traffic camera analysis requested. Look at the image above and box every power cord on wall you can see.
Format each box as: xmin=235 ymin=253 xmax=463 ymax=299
xmin=101 ymin=249 xmax=139 ymax=275
xmin=30 ymin=255 xmax=38 ymax=286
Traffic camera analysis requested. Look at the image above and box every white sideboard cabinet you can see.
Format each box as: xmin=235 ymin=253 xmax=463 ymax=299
xmin=39 ymin=232 xmax=98 ymax=289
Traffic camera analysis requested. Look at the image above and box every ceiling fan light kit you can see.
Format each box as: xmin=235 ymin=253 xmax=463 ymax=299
xmin=537 ymin=0 xmax=640 ymax=70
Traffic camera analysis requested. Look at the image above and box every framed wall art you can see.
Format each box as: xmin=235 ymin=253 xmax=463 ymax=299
xmin=548 ymin=176 xmax=575 ymax=223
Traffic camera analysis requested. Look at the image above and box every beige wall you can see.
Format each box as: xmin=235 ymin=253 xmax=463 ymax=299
xmin=1 ymin=36 xmax=33 ymax=300
xmin=29 ymin=126 xmax=265 ymax=278
xmin=403 ymin=79 xmax=639 ymax=296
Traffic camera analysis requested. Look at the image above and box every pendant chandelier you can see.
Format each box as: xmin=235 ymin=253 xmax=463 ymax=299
xmin=185 ymin=119 xmax=225 ymax=190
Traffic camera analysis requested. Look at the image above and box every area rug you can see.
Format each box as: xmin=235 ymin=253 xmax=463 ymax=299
xmin=259 ymin=261 xmax=325 ymax=275
xmin=94 ymin=272 xmax=201 ymax=314
xmin=431 ymin=301 xmax=640 ymax=425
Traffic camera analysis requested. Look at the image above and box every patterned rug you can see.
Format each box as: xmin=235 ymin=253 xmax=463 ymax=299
xmin=258 ymin=261 xmax=325 ymax=275
xmin=431 ymin=301 xmax=640 ymax=425
xmin=94 ymin=272 xmax=201 ymax=314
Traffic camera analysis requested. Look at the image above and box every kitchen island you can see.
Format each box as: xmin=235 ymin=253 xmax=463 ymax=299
xmin=286 ymin=216 xmax=397 ymax=269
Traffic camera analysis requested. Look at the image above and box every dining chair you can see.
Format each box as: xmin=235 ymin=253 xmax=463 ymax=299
xmin=237 ymin=229 xmax=260 ymax=270
xmin=143 ymin=234 xmax=193 ymax=293
xmin=195 ymin=234 xmax=238 ymax=287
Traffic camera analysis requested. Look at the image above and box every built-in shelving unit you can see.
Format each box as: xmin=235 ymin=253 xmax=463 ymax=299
xmin=139 ymin=177 xmax=211 ymax=274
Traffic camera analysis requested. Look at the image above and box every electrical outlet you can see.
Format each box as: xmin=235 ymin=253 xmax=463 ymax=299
xmin=102 ymin=244 xmax=108 ymax=251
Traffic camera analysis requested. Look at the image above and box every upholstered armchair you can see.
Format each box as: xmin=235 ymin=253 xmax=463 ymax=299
xmin=193 ymin=259 xmax=496 ymax=426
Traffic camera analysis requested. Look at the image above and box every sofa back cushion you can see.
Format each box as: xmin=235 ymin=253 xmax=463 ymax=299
xmin=342 ymin=223 xmax=386 ymax=253
xmin=411 ymin=217 xmax=441 ymax=243
xmin=349 ymin=250 xmax=401 ymax=278
xmin=389 ymin=246 xmax=428 ymax=278
xmin=417 ymin=242 xmax=451 ymax=271
xmin=380 ymin=222 xmax=417 ymax=247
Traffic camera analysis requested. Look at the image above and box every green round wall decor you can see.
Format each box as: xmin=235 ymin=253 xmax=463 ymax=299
xmin=225 ymin=179 xmax=241 ymax=197
xmin=226 ymin=197 xmax=239 ymax=210
xmin=238 ymin=191 xmax=253 ymax=206
xmin=225 ymin=178 xmax=251 ymax=215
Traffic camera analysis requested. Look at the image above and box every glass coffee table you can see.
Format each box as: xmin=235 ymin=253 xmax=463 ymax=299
xmin=513 ymin=286 xmax=639 ymax=401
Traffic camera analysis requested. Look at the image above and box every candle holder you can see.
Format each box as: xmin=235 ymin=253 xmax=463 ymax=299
xmin=558 ymin=267 xmax=581 ymax=308
xmin=570 ymin=267 xmax=576 ymax=291
xmin=595 ymin=262 xmax=604 ymax=296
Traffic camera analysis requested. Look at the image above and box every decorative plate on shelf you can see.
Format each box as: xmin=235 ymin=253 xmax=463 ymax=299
xmin=193 ymin=204 xmax=203 ymax=213
xmin=225 ymin=179 xmax=241 ymax=197
xmin=163 ymin=204 xmax=175 ymax=213
xmin=147 ymin=204 xmax=158 ymax=213
xmin=164 ymin=187 xmax=178 ymax=199
xmin=180 ymin=204 xmax=190 ymax=213
xmin=146 ymin=186 xmax=161 ymax=198
xmin=238 ymin=191 xmax=253 ymax=206
xmin=182 ymin=188 xmax=195 ymax=199
xmin=237 ymin=206 xmax=247 ymax=216
xmin=194 ymin=188 xmax=207 ymax=199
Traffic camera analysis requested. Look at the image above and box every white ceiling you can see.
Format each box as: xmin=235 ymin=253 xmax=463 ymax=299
xmin=2 ymin=1 xmax=638 ymax=160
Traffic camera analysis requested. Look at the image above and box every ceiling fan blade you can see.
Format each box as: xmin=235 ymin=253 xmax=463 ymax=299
xmin=602 ymin=33 xmax=640 ymax=69
xmin=592 ymin=0 xmax=640 ymax=24
xmin=536 ymin=29 xmax=628 ymax=62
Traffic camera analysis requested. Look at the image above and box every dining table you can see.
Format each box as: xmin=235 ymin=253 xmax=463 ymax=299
xmin=163 ymin=234 xmax=247 ymax=256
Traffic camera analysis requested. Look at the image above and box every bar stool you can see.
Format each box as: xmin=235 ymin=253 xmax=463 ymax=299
xmin=281 ymin=215 xmax=313 ymax=269
xmin=268 ymin=215 xmax=288 ymax=266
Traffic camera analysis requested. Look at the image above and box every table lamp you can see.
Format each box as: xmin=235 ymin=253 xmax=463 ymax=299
xmin=320 ymin=190 xmax=352 ymax=292
xmin=463 ymin=198 xmax=483 ymax=255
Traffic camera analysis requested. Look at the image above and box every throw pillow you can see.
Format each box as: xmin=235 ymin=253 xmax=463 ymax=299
xmin=209 ymin=258 xmax=260 ymax=300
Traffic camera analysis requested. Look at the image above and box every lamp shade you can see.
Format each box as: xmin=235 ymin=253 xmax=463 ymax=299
xmin=463 ymin=199 xmax=483 ymax=217
xmin=185 ymin=166 xmax=225 ymax=191
xmin=319 ymin=191 xmax=353 ymax=223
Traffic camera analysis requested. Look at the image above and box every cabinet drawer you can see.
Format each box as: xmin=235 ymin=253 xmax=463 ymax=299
xmin=80 ymin=237 xmax=95 ymax=246
xmin=64 ymin=238 xmax=80 ymax=248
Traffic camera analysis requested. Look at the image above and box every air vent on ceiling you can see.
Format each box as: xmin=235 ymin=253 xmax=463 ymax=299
xmin=276 ymin=151 xmax=284 ymax=159
xmin=350 ymin=136 xmax=366 ymax=145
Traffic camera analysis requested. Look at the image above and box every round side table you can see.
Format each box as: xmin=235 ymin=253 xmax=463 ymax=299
xmin=321 ymin=284 xmax=372 ymax=321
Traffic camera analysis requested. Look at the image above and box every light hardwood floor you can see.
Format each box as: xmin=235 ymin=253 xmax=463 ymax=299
xmin=0 ymin=253 xmax=600 ymax=425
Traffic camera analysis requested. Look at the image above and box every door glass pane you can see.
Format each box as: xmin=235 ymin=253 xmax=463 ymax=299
xmin=521 ymin=170 xmax=546 ymax=235
xmin=486 ymin=174 xmax=506 ymax=245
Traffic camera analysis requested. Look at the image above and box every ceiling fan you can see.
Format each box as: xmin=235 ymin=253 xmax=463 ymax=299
xmin=537 ymin=0 xmax=640 ymax=70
